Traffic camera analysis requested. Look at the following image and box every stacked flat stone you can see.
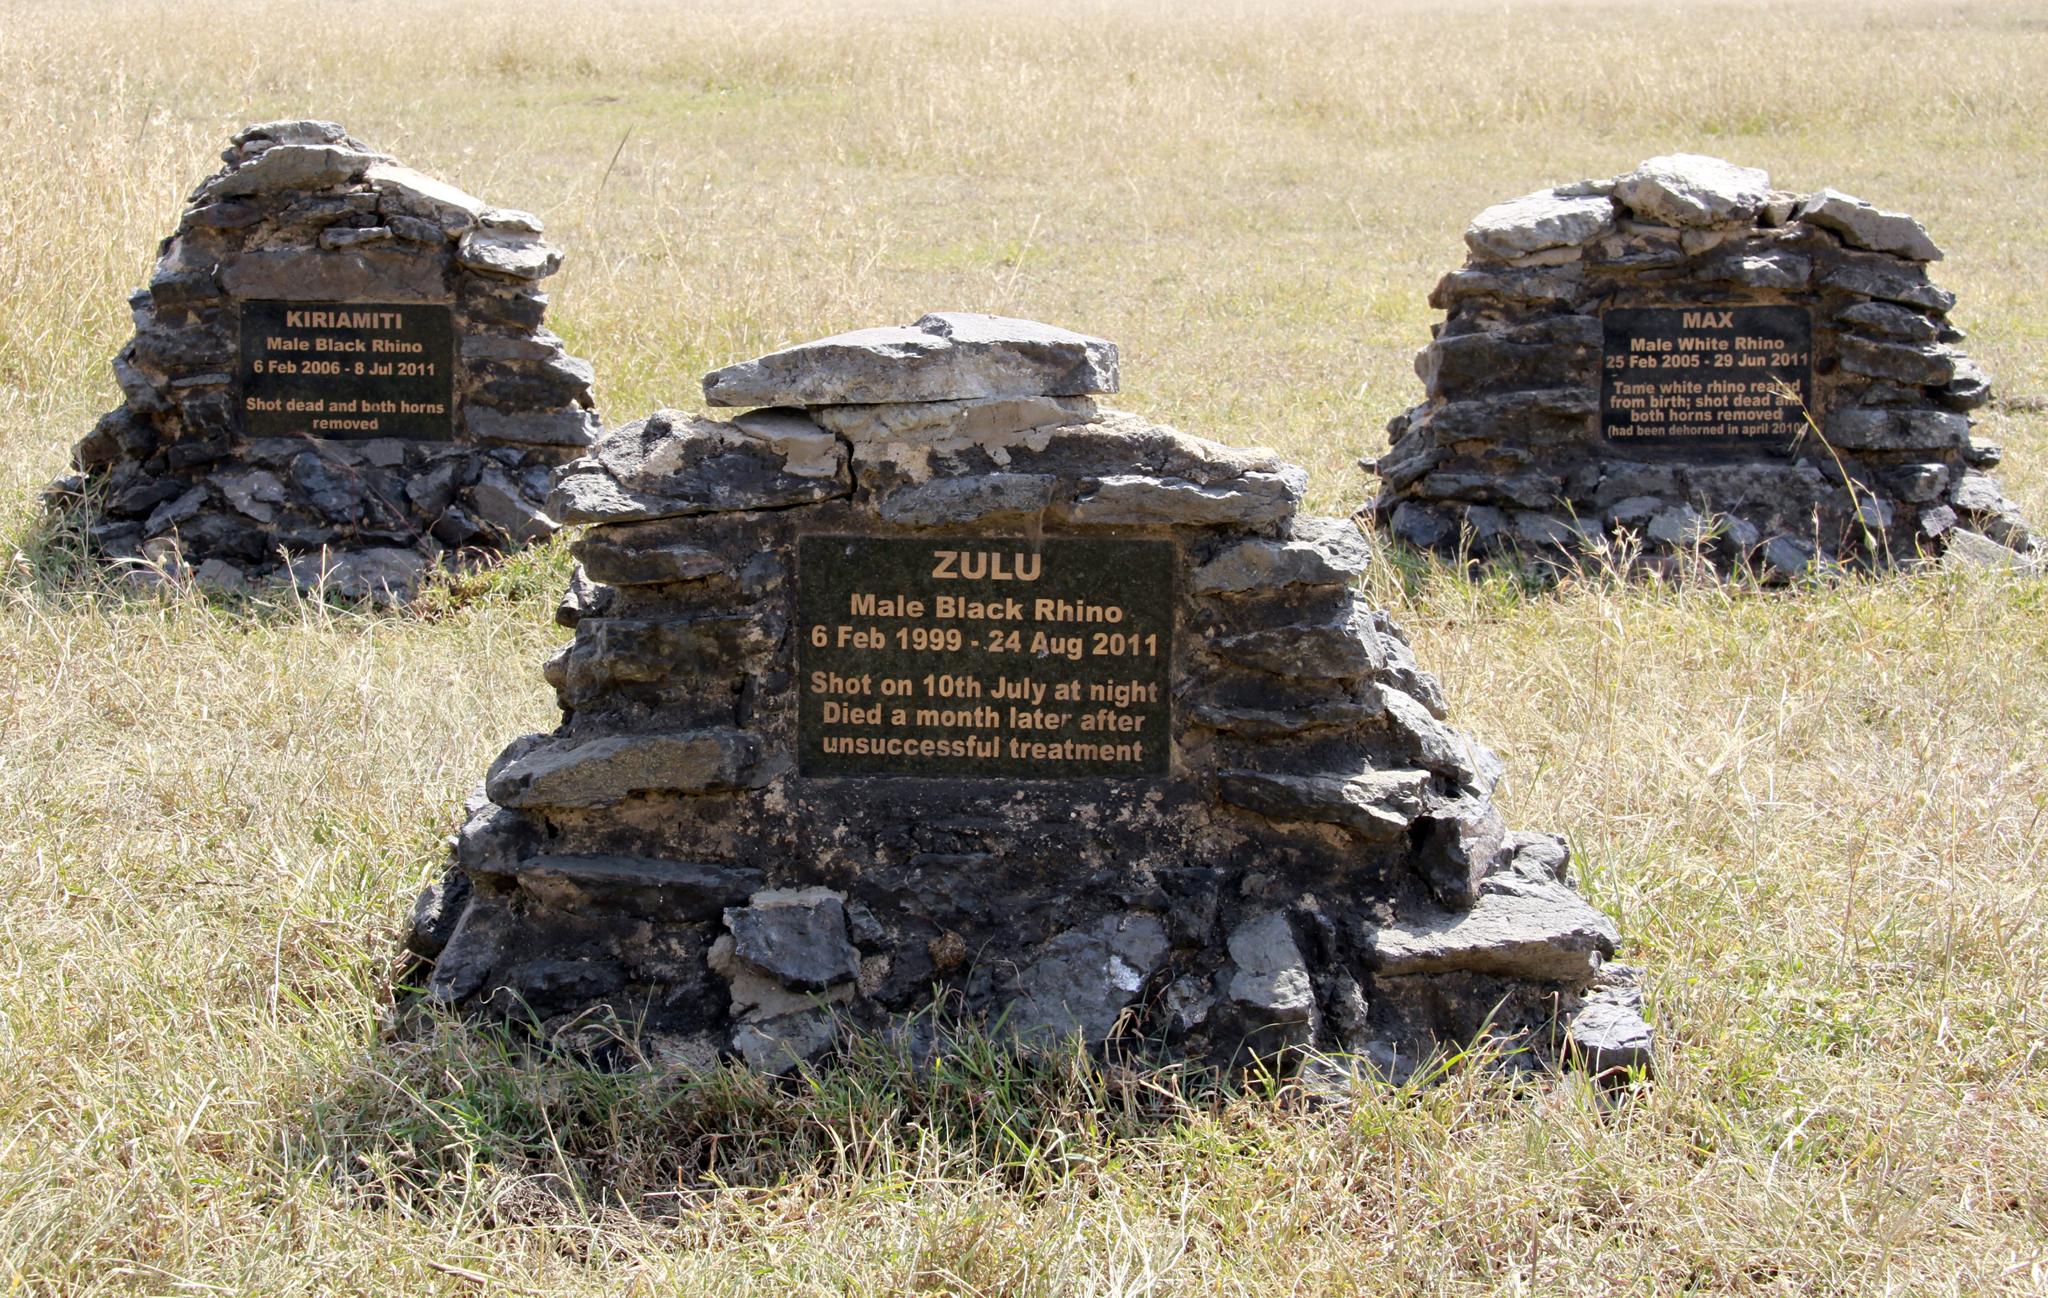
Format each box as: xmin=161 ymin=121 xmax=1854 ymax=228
xmin=48 ymin=120 xmax=598 ymax=599
xmin=410 ymin=312 xmax=1648 ymax=1080
xmin=1366 ymin=153 xmax=2036 ymax=576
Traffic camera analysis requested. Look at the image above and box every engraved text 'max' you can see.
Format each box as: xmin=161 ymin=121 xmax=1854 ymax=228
xmin=1600 ymin=305 xmax=1812 ymax=450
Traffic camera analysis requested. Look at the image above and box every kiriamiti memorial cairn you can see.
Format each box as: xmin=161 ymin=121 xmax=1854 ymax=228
xmin=1365 ymin=154 xmax=2037 ymax=576
xmin=47 ymin=120 xmax=599 ymax=599
xmin=407 ymin=312 xmax=1651 ymax=1081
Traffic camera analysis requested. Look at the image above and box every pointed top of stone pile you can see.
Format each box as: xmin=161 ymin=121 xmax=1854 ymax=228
xmin=1462 ymin=152 xmax=1944 ymax=267
xmin=702 ymin=311 xmax=1119 ymax=407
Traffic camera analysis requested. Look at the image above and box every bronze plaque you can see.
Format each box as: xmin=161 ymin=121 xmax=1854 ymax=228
xmin=796 ymin=535 xmax=1175 ymax=778
xmin=237 ymin=300 xmax=455 ymax=439
xmin=1600 ymin=305 xmax=1811 ymax=451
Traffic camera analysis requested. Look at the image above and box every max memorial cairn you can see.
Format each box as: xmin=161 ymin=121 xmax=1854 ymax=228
xmin=49 ymin=120 xmax=599 ymax=598
xmin=1367 ymin=153 xmax=2035 ymax=574
xmin=410 ymin=313 xmax=1649 ymax=1079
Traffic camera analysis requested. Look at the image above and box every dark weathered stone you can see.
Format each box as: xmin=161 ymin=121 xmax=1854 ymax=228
xmin=549 ymin=410 xmax=849 ymax=525
xmin=485 ymin=729 xmax=765 ymax=808
xmin=726 ymin=889 xmax=862 ymax=992
xmin=1211 ymin=605 xmax=1381 ymax=679
xmin=572 ymin=533 xmax=732 ymax=586
xmin=1838 ymin=336 xmax=1955 ymax=387
xmin=1217 ymin=768 xmax=1427 ymax=840
xmin=1414 ymin=799 xmax=1508 ymax=909
xmin=1416 ymin=315 xmax=1602 ymax=399
xmin=1824 ymin=407 xmax=1969 ymax=452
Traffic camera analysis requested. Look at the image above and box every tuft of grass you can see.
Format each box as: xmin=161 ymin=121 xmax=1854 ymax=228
xmin=1 ymin=1 xmax=2045 ymax=1293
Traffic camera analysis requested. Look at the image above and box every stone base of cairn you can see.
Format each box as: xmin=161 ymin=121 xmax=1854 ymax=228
xmin=1365 ymin=154 xmax=2037 ymax=578
xmin=409 ymin=313 xmax=1650 ymax=1082
xmin=47 ymin=121 xmax=598 ymax=600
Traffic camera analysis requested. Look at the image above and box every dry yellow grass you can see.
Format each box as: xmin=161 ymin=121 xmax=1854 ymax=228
xmin=1 ymin=1 xmax=2045 ymax=1293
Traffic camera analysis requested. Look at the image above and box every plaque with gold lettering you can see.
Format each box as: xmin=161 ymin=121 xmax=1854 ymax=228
xmin=236 ymin=299 xmax=455 ymax=439
xmin=1600 ymin=305 xmax=1811 ymax=451
xmin=796 ymin=535 xmax=1175 ymax=778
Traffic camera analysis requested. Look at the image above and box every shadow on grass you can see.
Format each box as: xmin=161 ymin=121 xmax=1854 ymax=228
xmin=6 ymin=494 xmax=575 ymax=624
xmin=291 ymin=994 xmax=1529 ymax=1229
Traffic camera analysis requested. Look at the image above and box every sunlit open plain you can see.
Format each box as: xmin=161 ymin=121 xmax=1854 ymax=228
xmin=1 ymin=1 xmax=2044 ymax=1292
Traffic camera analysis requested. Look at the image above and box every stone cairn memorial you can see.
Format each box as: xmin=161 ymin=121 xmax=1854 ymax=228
xmin=1365 ymin=153 xmax=2037 ymax=576
xmin=409 ymin=312 xmax=1650 ymax=1080
xmin=48 ymin=120 xmax=598 ymax=598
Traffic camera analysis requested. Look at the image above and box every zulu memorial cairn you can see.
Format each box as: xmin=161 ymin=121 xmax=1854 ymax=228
xmin=409 ymin=312 xmax=1650 ymax=1079
xmin=1366 ymin=154 xmax=2036 ymax=574
xmin=49 ymin=120 xmax=598 ymax=598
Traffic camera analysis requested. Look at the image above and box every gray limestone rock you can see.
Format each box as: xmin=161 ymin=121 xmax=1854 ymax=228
xmin=1942 ymin=528 xmax=2039 ymax=572
xmin=1613 ymin=154 xmax=1771 ymax=227
xmin=215 ymin=469 xmax=286 ymax=522
xmin=1390 ymin=500 xmax=1456 ymax=550
xmin=1415 ymin=799 xmax=1509 ymax=909
xmin=1837 ymin=300 xmax=1943 ymax=343
xmin=288 ymin=546 xmax=430 ymax=603
xmin=468 ymin=467 xmax=554 ymax=544
xmin=1003 ymin=914 xmax=1169 ymax=1047
xmin=1940 ymin=357 xmax=1993 ymax=412
xmin=1797 ymin=188 xmax=1943 ymax=261
xmin=875 ymin=473 xmax=1057 ymax=527
xmin=1212 ymin=605 xmax=1381 ymax=680
xmin=145 ymin=484 xmax=209 ymax=537
xmin=427 ymin=895 xmax=516 ymax=1004
xmin=1699 ymin=249 xmax=1812 ymax=290
xmin=1759 ymin=535 xmax=1816 ymax=581
xmin=703 ymin=312 xmax=1118 ymax=407
xmin=1217 ymin=768 xmax=1429 ymax=840
xmin=1213 ymin=911 xmax=1317 ymax=1061
xmin=456 ymin=228 xmax=562 ymax=280
xmin=813 ymin=394 xmax=1098 ymax=445
xmin=1464 ymin=189 xmax=1616 ymax=262
xmin=484 ymin=729 xmax=763 ymax=808
xmin=1818 ymin=259 xmax=1955 ymax=313
xmin=405 ymin=870 xmax=471 ymax=958
xmin=1368 ymin=878 xmax=1618 ymax=981
xmin=1838 ymin=336 xmax=1955 ymax=387
xmin=200 ymin=143 xmax=386 ymax=200
xmin=1646 ymin=504 xmax=1711 ymax=548
xmin=730 ymin=1010 xmax=841 ymax=1074
xmin=725 ymin=888 xmax=862 ymax=992
xmin=1568 ymin=995 xmax=1654 ymax=1075
xmin=465 ymin=407 xmax=600 ymax=447
xmin=572 ymin=533 xmax=731 ymax=586
xmin=550 ymin=410 xmax=851 ymax=525
xmin=366 ymin=162 xmax=487 ymax=231
xmin=1063 ymin=469 xmax=1304 ymax=531
xmin=1191 ymin=518 xmax=1370 ymax=593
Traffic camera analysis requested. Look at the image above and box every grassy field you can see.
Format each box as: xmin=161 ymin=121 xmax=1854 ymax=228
xmin=2 ymin=0 xmax=2046 ymax=1292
